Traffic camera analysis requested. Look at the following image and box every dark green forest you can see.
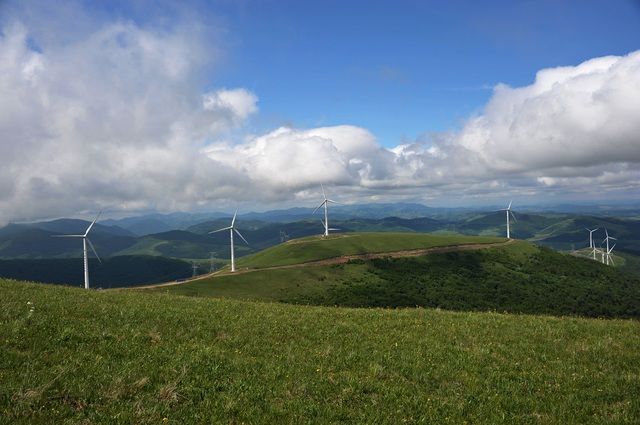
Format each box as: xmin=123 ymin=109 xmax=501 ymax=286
xmin=0 ymin=256 xmax=193 ymax=288
xmin=285 ymin=247 xmax=640 ymax=318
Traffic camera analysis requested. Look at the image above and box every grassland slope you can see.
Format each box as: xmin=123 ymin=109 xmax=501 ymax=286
xmin=156 ymin=241 xmax=640 ymax=319
xmin=1 ymin=279 xmax=639 ymax=423
xmin=237 ymin=232 xmax=504 ymax=268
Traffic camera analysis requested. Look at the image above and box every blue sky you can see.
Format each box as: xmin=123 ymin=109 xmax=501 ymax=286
xmin=1 ymin=0 xmax=639 ymax=221
xmin=206 ymin=0 xmax=640 ymax=146
xmin=84 ymin=0 xmax=640 ymax=145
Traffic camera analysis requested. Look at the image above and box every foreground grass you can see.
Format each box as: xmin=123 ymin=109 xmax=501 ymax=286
xmin=238 ymin=232 xmax=504 ymax=268
xmin=2 ymin=279 xmax=639 ymax=423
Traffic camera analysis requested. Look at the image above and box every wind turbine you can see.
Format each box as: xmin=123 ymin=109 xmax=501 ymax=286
xmin=313 ymin=185 xmax=339 ymax=237
xmin=603 ymin=229 xmax=617 ymax=266
xmin=51 ymin=211 xmax=102 ymax=289
xmin=209 ymin=209 xmax=248 ymax=272
xmin=499 ymin=201 xmax=517 ymax=239
xmin=586 ymin=227 xmax=599 ymax=260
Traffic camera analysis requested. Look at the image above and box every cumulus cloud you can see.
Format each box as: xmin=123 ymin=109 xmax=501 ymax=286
xmin=203 ymin=88 xmax=259 ymax=130
xmin=0 ymin=0 xmax=638 ymax=224
xmin=206 ymin=50 xmax=640 ymax=202
xmin=0 ymin=2 xmax=258 ymax=223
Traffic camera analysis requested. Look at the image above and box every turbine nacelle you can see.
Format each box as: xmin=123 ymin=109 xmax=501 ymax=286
xmin=498 ymin=200 xmax=516 ymax=239
xmin=50 ymin=211 xmax=103 ymax=289
xmin=312 ymin=185 xmax=340 ymax=237
xmin=208 ymin=209 xmax=248 ymax=272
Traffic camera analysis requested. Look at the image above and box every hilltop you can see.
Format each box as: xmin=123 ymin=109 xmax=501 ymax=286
xmin=237 ymin=232 xmax=504 ymax=268
xmin=152 ymin=234 xmax=640 ymax=319
xmin=2 ymin=208 xmax=639 ymax=285
xmin=2 ymin=279 xmax=639 ymax=423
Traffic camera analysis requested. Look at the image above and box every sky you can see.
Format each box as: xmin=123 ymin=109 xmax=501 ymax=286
xmin=0 ymin=0 xmax=639 ymax=222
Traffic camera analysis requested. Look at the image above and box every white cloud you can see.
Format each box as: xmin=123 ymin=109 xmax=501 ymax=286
xmin=203 ymin=88 xmax=259 ymax=130
xmin=0 ymin=0 xmax=638 ymax=224
xmin=204 ymin=50 xmax=640 ymax=202
xmin=456 ymin=52 xmax=640 ymax=173
xmin=0 ymin=3 xmax=258 ymax=223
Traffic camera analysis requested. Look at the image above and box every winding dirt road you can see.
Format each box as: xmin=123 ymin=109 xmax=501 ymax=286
xmin=127 ymin=239 xmax=515 ymax=290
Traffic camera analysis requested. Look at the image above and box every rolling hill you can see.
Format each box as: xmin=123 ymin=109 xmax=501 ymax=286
xmin=2 ymin=279 xmax=638 ymax=423
xmin=236 ymin=232 xmax=504 ymax=268
xmin=153 ymin=235 xmax=640 ymax=319
xmin=2 ymin=210 xmax=639 ymax=284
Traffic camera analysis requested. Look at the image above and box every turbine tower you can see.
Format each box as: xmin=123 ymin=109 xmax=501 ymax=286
xmin=499 ymin=201 xmax=517 ymax=239
xmin=603 ymin=229 xmax=617 ymax=266
xmin=209 ymin=209 xmax=248 ymax=272
xmin=586 ymin=227 xmax=599 ymax=260
xmin=313 ymin=185 xmax=339 ymax=237
xmin=51 ymin=211 xmax=102 ymax=289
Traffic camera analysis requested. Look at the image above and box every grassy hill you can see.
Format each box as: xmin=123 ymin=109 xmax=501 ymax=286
xmin=155 ymin=240 xmax=640 ymax=318
xmin=2 ymin=279 xmax=639 ymax=423
xmin=237 ymin=232 xmax=504 ymax=268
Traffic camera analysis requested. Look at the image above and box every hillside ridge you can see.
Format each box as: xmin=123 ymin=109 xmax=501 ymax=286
xmin=130 ymin=238 xmax=514 ymax=289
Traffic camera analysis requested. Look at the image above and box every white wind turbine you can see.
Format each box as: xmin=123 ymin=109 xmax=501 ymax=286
xmin=51 ymin=211 xmax=102 ymax=289
xmin=603 ymin=229 xmax=617 ymax=266
xmin=313 ymin=185 xmax=339 ymax=237
xmin=209 ymin=209 xmax=248 ymax=272
xmin=586 ymin=227 xmax=599 ymax=260
xmin=595 ymin=246 xmax=605 ymax=264
xmin=499 ymin=200 xmax=517 ymax=239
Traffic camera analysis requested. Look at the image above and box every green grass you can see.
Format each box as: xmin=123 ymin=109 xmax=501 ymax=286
xmin=237 ymin=232 xmax=504 ymax=268
xmin=154 ymin=242 xmax=640 ymax=318
xmin=2 ymin=279 xmax=639 ymax=423
xmin=154 ymin=263 xmax=380 ymax=303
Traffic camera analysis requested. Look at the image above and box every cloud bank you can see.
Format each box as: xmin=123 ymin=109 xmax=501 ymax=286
xmin=0 ymin=1 xmax=639 ymax=223
xmin=210 ymin=51 xmax=640 ymax=200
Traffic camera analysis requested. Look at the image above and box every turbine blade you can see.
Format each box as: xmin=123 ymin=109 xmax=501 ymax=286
xmin=86 ymin=238 xmax=102 ymax=264
xmin=510 ymin=211 xmax=517 ymax=222
xmin=605 ymin=228 xmax=609 ymax=238
xmin=312 ymin=201 xmax=326 ymax=215
xmin=84 ymin=210 xmax=102 ymax=236
xmin=209 ymin=226 xmax=233 ymax=234
xmin=231 ymin=209 xmax=238 ymax=227
xmin=51 ymin=234 xmax=84 ymax=238
xmin=321 ymin=184 xmax=326 ymax=200
xmin=508 ymin=200 xmax=512 ymax=210
xmin=234 ymin=228 xmax=249 ymax=245
xmin=609 ymin=243 xmax=616 ymax=252
xmin=610 ymin=257 xmax=615 ymax=266
xmin=327 ymin=199 xmax=340 ymax=204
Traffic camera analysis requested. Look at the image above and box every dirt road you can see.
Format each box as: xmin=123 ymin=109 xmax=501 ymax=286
xmin=126 ymin=239 xmax=515 ymax=290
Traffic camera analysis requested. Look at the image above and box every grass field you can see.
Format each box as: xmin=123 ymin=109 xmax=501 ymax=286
xmin=152 ymin=241 xmax=640 ymax=318
xmin=237 ymin=232 xmax=504 ymax=268
xmin=2 ymin=279 xmax=639 ymax=423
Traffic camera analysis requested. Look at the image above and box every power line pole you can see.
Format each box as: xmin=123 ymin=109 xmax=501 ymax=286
xmin=192 ymin=262 xmax=198 ymax=278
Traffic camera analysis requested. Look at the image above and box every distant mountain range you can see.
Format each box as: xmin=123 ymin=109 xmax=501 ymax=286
xmin=99 ymin=203 xmax=455 ymax=235
xmin=97 ymin=202 xmax=640 ymax=237
xmin=2 ymin=206 xmax=639 ymax=261
xmin=1 ymin=201 xmax=638 ymax=288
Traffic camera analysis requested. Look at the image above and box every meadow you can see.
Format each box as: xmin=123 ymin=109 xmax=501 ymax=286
xmin=155 ymin=241 xmax=640 ymax=318
xmin=237 ymin=232 xmax=504 ymax=268
xmin=2 ymin=279 xmax=639 ymax=423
